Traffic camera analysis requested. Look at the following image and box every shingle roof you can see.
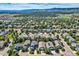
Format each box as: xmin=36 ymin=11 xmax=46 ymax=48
xmin=46 ymin=41 xmax=54 ymax=48
xmin=31 ymin=41 xmax=38 ymax=46
xmin=0 ymin=41 xmax=4 ymax=47
xmin=24 ymin=40 xmax=30 ymax=45
xmin=0 ymin=31 xmax=6 ymax=35
xmin=39 ymin=41 xmax=45 ymax=48
xmin=66 ymin=36 xmax=76 ymax=42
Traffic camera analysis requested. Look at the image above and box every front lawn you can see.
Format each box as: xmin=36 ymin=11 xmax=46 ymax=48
xmin=6 ymin=33 xmax=14 ymax=39
xmin=0 ymin=35 xmax=4 ymax=40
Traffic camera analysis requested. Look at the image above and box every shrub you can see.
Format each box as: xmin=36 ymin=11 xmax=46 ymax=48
xmin=76 ymin=52 xmax=79 ymax=56
xmin=21 ymin=48 xmax=26 ymax=52
xmin=36 ymin=48 xmax=41 ymax=54
xmin=45 ymin=48 xmax=51 ymax=54
xmin=55 ymin=49 xmax=59 ymax=53
xmin=7 ymin=50 xmax=12 ymax=56
xmin=29 ymin=49 xmax=34 ymax=54
xmin=70 ymin=46 xmax=75 ymax=50
xmin=61 ymin=48 xmax=65 ymax=52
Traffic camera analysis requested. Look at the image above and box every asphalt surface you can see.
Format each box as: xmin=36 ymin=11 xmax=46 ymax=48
xmin=59 ymin=34 xmax=76 ymax=56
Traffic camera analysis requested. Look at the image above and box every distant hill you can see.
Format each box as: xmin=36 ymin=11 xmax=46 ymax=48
xmin=0 ymin=8 xmax=79 ymax=13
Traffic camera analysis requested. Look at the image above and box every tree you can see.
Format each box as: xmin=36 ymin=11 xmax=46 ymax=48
xmin=55 ymin=48 xmax=59 ymax=53
xmin=29 ymin=49 xmax=34 ymax=54
xmin=3 ymin=42 xmax=8 ymax=47
xmin=7 ymin=49 xmax=12 ymax=56
xmin=61 ymin=48 xmax=65 ymax=52
xmin=48 ymin=37 xmax=52 ymax=41
xmin=18 ymin=38 xmax=24 ymax=43
xmin=13 ymin=51 xmax=19 ymax=56
xmin=21 ymin=47 xmax=28 ymax=52
xmin=45 ymin=48 xmax=51 ymax=54
xmin=7 ymin=38 xmax=10 ymax=43
xmin=0 ymin=21 xmax=3 ymax=24
xmin=67 ymin=41 xmax=71 ymax=46
xmin=76 ymin=51 xmax=79 ymax=55
xmin=70 ymin=46 xmax=75 ymax=50
xmin=36 ymin=48 xmax=41 ymax=54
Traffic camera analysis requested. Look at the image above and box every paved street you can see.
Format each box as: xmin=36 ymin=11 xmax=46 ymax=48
xmin=59 ymin=34 xmax=76 ymax=56
xmin=0 ymin=39 xmax=13 ymax=56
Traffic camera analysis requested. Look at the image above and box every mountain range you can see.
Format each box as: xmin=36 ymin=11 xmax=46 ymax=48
xmin=0 ymin=8 xmax=79 ymax=13
xmin=0 ymin=3 xmax=79 ymax=13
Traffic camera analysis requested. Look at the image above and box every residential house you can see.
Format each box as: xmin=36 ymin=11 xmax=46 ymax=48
xmin=24 ymin=40 xmax=30 ymax=49
xmin=76 ymin=44 xmax=79 ymax=51
xmin=66 ymin=36 xmax=77 ymax=47
xmin=15 ymin=43 xmax=23 ymax=51
xmin=30 ymin=41 xmax=38 ymax=50
xmin=54 ymin=40 xmax=60 ymax=47
xmin=46 ymin=41 xmax=54 ymax=50
xmin=0 ymin=41 xmax=5 ymax=49
xmin=39 ymin=41 xmax=46 ymax=51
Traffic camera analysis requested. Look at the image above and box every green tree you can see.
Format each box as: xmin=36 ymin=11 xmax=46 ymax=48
xmin=45 ymin=48 xmax=51 ymax=54
xmin=29 ymin=49 xmax=34 ymax=54
xmin=36 ymin=48 xmax=41 ymax=54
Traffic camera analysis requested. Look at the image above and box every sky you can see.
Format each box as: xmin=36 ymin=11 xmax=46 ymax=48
xmin=0 ymin=3 xmax=79 ymax=10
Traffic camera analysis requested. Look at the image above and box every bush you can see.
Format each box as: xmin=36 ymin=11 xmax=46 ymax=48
xmin=45 ymin=48 xmax=51 ymax=54
xmin=18 ymin=38 xmax=24 ymax=43
xmin=13 ymin=52 xmax=19 ymax=56
xmin=7 ymin=50 xmax=12 ymax=56
xmin=29 ymin=49 xmax=34 ymax=54
xmin=36 ymin=48 xmax=41 ymax=54
xmin=70 ymin=46 xmax=75 ymax=50
xmin=64 ymin=38 xmax=67 ymax=42
xmin=76 ymin=52 xmax=79 ymax=56
xmin=67 ymin=41 xmax=71 ymax=46
xmin=61 ymin=48 xmax=65 ymax=52
xmin=3 ymin=42 xmax=8 ymax=47
xmin=21 ymin=48 xmax=26 ymax=52
xmin=55 ymin=49 xmax=59 ymax=53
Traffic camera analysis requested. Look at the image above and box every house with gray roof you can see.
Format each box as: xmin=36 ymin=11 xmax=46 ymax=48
xmin=19 ymin=33 xmax=28 ymax=38
xmin=76 ymin=44 xmax=79 ymax=51
xmin=66 ymin=36 xmax=76 ymax=43
xmin=71 ymin=42 xmax=77 ymax=47
xmin=66 ymin=35 xmax=77 ymax=47
xmin=46 ymin=41 xmax=54 ymax=49
xmin=0 ymin=31 xmax=8 ymax=36
xmin=24 ymin=40 xmax=30 ymax=49
xmin=15 ymin=43 xmax=23 ymax=51
xmin=30 ymin=41 xmax=38 ymax=50
xmin=0 ymin=41 xmax=5 ymax=49
xmin=54 ymin=40 xmax=60 ymax=47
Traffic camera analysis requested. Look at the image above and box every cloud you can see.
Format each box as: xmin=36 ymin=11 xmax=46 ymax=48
xmin=0 ymin=3 xmax=79 ymax=10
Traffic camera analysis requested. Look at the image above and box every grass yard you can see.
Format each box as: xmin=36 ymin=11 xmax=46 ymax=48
xmin=0 ymin=35 xmax=4 ymax=40
xmin=0 ymin=32 xmax=14 ymax=40
xmin=77 ymin=41 xmax=79 ymax=43
xmin=6 ymin=33 xmax=14 ymax=39
xmin=75 ymin=36 xmax=79 ymax=41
